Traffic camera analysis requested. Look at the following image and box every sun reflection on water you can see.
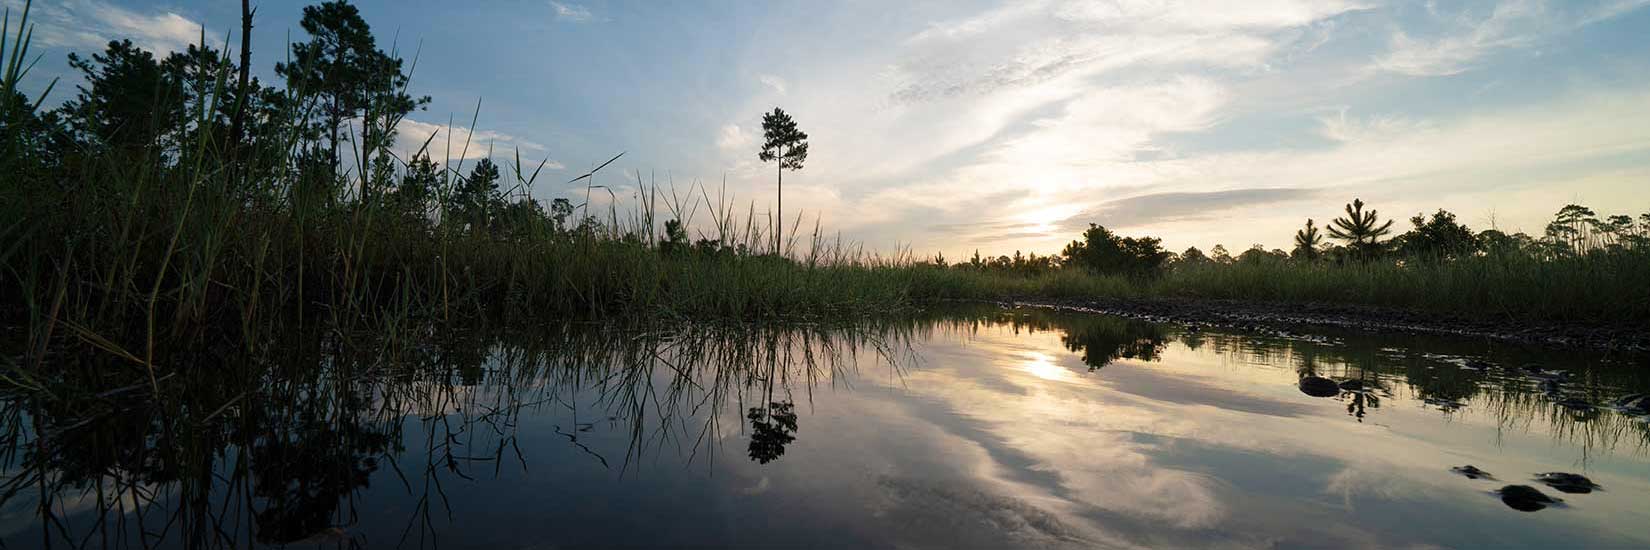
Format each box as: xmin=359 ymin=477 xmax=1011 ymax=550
xmin=1020 ymin=351 xmax=1071 ymax=381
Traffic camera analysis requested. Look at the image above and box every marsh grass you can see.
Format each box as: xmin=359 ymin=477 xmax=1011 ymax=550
xmin=0 ymin=318 xmax=916 ymax=547
xmin=1146 ymin=253 xmax=1650 ymax=324
xmin=0 ymin=6 xmax=941 ymax=379
xmin=2 ymin=0 xmax=1645 ymax=402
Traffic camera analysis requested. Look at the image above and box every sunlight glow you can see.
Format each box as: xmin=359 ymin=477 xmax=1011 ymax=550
xmin=1021 ymin=352 xmax=1071 ymax=381
xmin=1018 ymin=204 xmax=1083 ymax=235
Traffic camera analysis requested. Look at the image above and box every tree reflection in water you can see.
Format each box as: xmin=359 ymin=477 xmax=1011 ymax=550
xmin=747 ymin=401 xmax=798 ymax=464
xmin=0 ymin=306 xmax=1645 ymax=548
xmin=1058 ymin=317 xmax=1167 ymax=371
xmin=0 ymin=323 xmax=905 ymax=548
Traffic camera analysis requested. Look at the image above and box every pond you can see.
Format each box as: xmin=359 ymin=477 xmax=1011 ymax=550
xmin=3 ymin=306 xmax=1648 ymax=549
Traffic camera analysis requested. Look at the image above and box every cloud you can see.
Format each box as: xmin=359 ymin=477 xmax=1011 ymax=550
xmin=759 ymin=74 xmax=788 ymax=95
xmin=1375 ymin=0 xmax=1547 ymax=76
xmin=1056 ymin=188 xmax=1321 ymax=232
xmin=549 ymin=1 xmax=594 ymax=23
xmin=693 ymin=0 xmax=1650 ymax=259
xmin=8 ymin=0 xmax=209 ymax=55
xmin=1375 ymin=0 xmax=1650 ymax=76
xmin=717 ymin=124 xmax=753 ymax=152
xmin=1317 ymin=109 xmax=1432 ymax=143
xmin=395 ymin=118 xmax=561 ymax=169
xmin=891 ymin=0 xmax=1363 ymax=103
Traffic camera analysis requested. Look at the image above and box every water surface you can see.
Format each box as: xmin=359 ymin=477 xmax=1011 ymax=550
xmin=4 ymin=307 xmax=1648 ymax=548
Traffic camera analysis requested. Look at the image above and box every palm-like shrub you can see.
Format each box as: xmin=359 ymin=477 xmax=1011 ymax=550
xmin=1327 ymin=199 xmax=1394 ymax=260
xmin=1293 ymin=219 xmax=1322 ymax=261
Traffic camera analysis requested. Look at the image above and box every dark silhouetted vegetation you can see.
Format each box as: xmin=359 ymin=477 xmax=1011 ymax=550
xmin=0 ymin=1 xmax=941 ymax=380
xmin=1060 ymin=223 xmax=1170 ymax=277
xmin=2 ymin=0 xmax=1647 ymax=398
xmin=929 ymin=201 xmax=1649 ymax=328
xmin=758 ymin=107 xmax=808 ymax=252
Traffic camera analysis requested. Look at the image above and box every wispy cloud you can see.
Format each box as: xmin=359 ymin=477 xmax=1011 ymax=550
xmin=1376 ymin=0 xmax=1650 ymax=76
xmin=549 ymin=1 xmax=594 ymax=23
xmin=1316 ymin=109 xmax=1432 ymax=143
xmin=759 ymin=74 xmax=788 ymax=95
xmin=716 ymin=124 xmax=752 ymax=153
xmin=1055 ymin=188 xmax=1321 ymax=233
xmin=891 ymin=0 xmax=1363 ymax=102
xmin=395 ymin=119 xmax=561 ymax=169
xmin=691 ymin=0 xmax=1650 ymax=256
xmin=1376 ymin=0 xmax=1547 ymax=76
xmin=5 ymin=0 xmax=209 ymax=55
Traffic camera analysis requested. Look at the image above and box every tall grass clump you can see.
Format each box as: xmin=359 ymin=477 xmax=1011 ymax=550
xmin=0 ymin=3 xmax=951 ymax=383
xmin=1148 ymin=251 xmax=1650 ymax=324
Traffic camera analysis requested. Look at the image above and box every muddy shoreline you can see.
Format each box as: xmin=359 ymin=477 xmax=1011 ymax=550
xmin=975 ymin=297 xmax=1649 ymax=353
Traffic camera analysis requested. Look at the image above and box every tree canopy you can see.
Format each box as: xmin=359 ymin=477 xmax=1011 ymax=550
xmin=1327 ymin=198 xmax=1394 ymax=259
xmin=757 ymin=107 xmax=808 ymax=253
xmin=1061 ymin=224 xmax=1169 ymax=277
xmin=1394 ymin=209 xmax=1477 ymax=260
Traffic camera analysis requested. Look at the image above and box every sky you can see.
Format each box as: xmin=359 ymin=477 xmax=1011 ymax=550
xmin=10 ymin=0 xmax=1650 ymax=258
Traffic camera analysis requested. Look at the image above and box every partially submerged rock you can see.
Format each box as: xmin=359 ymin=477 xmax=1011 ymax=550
xmin=1535 ymin=472 xmax=1602 ymax=494
xmin=1424 ymin=397 xmax=1466 ymax=411
xmin=1451 ymin=465 xmax=1494 ymax=480
xmin=1539 ymin=379 xmax=1564 ymax=395
xmin=1554 ymin=397 xmax=1595 ymax=411
xmin=1299 ymin=376 xmax=1341 ymax=398
xmin=1612 ymin=393 xmax=1650 ymax=415
xmin=1523 ymin=367 xmax=1572 ymax=382
xmin=1496 ymin=485 xmax=1562 ymax=512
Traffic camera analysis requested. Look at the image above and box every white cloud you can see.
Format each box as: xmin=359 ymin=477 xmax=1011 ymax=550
xmin=889 ymin=0 xmax=1361 ymax=103
xmin=1376 ymin=0 xmax=1546 ymax=76
xmin=549 ymin=1 xmax=594 ymax=23
xmin=1316 ymin=108 xmax=1432 ymax=143
xmin=1049 ymin=0 xmax=1368 ymax=30
xmin=395 ymin=118 xmax=561 ymax=169
xmin=1375 ymin=0 xmax=1650 ymax=76
xmin=4 ymin=0 xmax=210 ymax=55
xmin=759 ymin=74 xmax=788 ymax=95
xmin=1109 ymin=86 xmax=1650 ymax=247
xmin=702 ymin=0 xmax=1373 ymax=253
xmin=716 ymin=123 xmax=753 ymax=152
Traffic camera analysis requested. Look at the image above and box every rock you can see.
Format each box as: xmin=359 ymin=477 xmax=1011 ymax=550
xmin=1496 ymin=485 xmax=1562 ymax=512
xmin=1539 ymin=379 xmax=1563 ymax=395
xmin=1299 ymin=376 xmax=1341 ymax=398
xmin=1451 ymin=465 xmax=1494 ymax=480
xmin=1424 ymin=397 xmax=1466 ymax=411
xmin=1338 ymin=379 xmax=1366 ymax=391
xmin=1612 ymin=393 xmax=1650 ymax=415
xmin=1554 ymin=397 xmax=1595 ymax=411
xmin=1525 ymin=368 xmax=1572 ymax=382
xmin=1535 ymin=472 xmax=1601 ymax=494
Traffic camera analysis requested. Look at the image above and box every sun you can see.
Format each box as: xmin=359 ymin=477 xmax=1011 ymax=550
xmin=1021 ymin=352 xmax=1070 ymax=381
xmin=1018 ymin=203 xmax=1083 ymax=235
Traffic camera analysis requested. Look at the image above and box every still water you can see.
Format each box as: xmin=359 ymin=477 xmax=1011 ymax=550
xmin=3 ymin=306 xmax=1648 ymax=549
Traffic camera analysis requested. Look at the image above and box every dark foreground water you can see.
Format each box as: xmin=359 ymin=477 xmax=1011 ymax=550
xmin=3 ymin=307 xmax=1649 ymax=549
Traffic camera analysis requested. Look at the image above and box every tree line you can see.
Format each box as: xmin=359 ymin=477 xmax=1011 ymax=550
xmin=1 ymin=0 xmax=598 ymax=243
xmin=941 ymin=199 xmax=1650 ymax=277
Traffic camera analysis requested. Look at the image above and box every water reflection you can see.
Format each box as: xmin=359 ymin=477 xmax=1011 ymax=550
xmin=2 ymin=307 xmax=1648 ymax=548
xmin=746 ymin=402 xmax=798 ymax=464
